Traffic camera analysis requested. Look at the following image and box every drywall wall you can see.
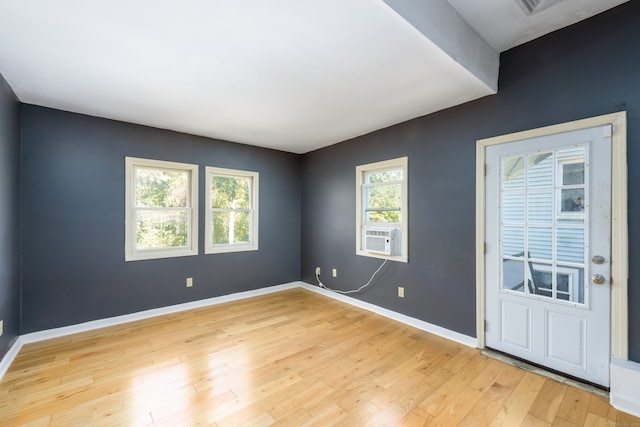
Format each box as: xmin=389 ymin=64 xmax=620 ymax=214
xmin=0 ymin=72 xmax=20 ymax=359
xmin=20 ymin=106 xmax=301 ymax=333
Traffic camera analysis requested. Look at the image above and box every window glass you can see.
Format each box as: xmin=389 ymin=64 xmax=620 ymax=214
xmin=206 ymin=167 xmax=258 ymax=254
xmin=125 ymin=158 xmax=198 ymax=261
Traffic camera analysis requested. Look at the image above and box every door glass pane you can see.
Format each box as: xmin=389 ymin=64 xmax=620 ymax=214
xmin=502 ymin=226 xmax=524 ymax=257
xmin=530 ymin=263 xmax=553 ymax=298
xmin=557 ymin=228 xmax=585 ymax=263
xmin=502 ymin=259 xmax=524 ymax=292
xmin=557 ymin=148 xmax=585 ymax=161
xmin=499 ymin=145 xmax=587 ymax=306
xmin=502 ymin=156 xmax=525 ymax=189
xmin=562 ymin=162 xmax=585 ymax=186
xmin=528 ymin=190 xmax=553 ymax=224
xmin=557 ymin=266 xmax=585 ymax=304
xmin=527 ymin=153 xmax=553 ymax=187
xmin=528 ymin=227 xmax=552 ymax=260
xmin=502 ymin=192 xmax=524 ymax=223
xmin=560 ymin=189 xmax=584 ymax=213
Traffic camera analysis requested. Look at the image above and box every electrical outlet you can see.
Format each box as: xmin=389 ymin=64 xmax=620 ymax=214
xmin=398 ymin=287 xmax=405 ymax=298
xmin=186 ymin=277 xmax=193 ymax=288
xmin=316 ymin=267 xmax=321 ymax=275
xmin=332 ymin=268 xmax=337 ymax=277
xmin=0 ymin=320 xmax=3 ymax=337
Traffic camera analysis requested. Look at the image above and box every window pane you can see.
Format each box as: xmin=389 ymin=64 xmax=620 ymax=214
xmin=502 ymin=191 xmax=524 ymax=223
xmin=560 ymin=188 xmax=584 ymax=213
xmin=211 ymin=176 xmax=251 ymax=209
xmin=366 ymin=184 xmax=401 ymax=210
xmin=366 ymin=169 xmax=402 ymax=183
xmin=502 ymin=259 xmax=524 ymax=292
xmin=366 ymin=210 xmax=400 ymax=223
xmin=527 ymin=153 xmax=553 ymax=187
xmin=365 ymin=182 xmax=401 ymax=224
xmin=212 ymin=211 xmax=251 ymax=244
xmin=528 ymin=190 xmax=553 ymax=224
xmin=557 ymin=274 xmax=570 ymax=293
xmin=136 ymin=210 xmax=189 ymax=249
xmin=501 ymin=156 xmax=525 ymax=189
xmin=562 ymin=162 xmax=585 ymax=186
xmin=135 ymin=167 xmax=188 ymax=208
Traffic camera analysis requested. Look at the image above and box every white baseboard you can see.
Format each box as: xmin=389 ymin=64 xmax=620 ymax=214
xmin=611 ymin=357 xmax=640 ymax=417
xmin=20 ymin=282 xmax=300 ymax=344
xmin=3 ymin=280 xmax=475 ymax=381
xmin=299 ymin=282 xmax=477 ymax=348
xmin=0 ymin=337 xmax=23 ymax=380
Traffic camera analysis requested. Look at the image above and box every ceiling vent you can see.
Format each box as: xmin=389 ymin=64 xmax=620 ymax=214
xmin=516 ymin=0 xmax=565 ymax=15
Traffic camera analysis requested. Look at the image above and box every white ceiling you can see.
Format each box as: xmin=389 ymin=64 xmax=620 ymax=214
xmin=0 ymin=0 xmax=628 ymax=154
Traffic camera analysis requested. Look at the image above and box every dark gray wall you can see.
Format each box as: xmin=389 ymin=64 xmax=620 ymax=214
xmin=20 ymin=106 xmax=301 ymax=333
xmin=300 ymin=1 xmax=640 ymax=361
xmin=0 ymin=73 xmax=21 ymax=359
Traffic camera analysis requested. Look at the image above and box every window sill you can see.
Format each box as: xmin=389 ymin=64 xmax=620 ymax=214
xmin=356 ymin=250 xmax=407 ymax=263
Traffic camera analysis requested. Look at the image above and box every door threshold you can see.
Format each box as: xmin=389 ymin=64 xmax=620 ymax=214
xmin=482 ymin=348 xmax=609 ymax=398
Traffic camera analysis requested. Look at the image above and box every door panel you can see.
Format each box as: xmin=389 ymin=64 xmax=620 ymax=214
xmin=485 ymin=125 xmax=611 ymax=386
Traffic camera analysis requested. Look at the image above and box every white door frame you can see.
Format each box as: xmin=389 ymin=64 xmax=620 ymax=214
xmin=476 ymin=111 xmax=629 ymax=361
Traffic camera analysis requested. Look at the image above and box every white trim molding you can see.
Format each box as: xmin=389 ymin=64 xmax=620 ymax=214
xmin=611 ymin=358 xmax=640 ymax=417
xmin=0 ymin=337 xmax=24 ymax=380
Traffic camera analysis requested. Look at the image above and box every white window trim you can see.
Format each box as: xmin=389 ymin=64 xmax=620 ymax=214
xmin=356 ymin=157 xmax=408 ymax=263
xmin=125 ymin=157 xmax=199 ymax=262
xmin=205 ymin=166 xmax=259 ymax=254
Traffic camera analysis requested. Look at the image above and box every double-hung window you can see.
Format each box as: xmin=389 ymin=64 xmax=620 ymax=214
xmin=125 ymin=157 xmax=198 ymax=261
xmin=205 ymin=167 xmax=259 ymax=254
xmin=356 ymin=157 xmax=408 ymax=262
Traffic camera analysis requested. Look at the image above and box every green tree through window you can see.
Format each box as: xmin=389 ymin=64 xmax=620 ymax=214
xmin=206 ymin=167 xmax=258 ymax=254
xmin=135 ymin=167 xmax=190 ymax=249
xmin=364 ymin=169 xmax=403 ymax=223
xmin=125 ymin=157 xmax=198 ymax=261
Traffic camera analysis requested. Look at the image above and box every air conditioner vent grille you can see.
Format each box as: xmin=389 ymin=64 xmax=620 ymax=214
xmin=363 ymin=227 xmax=398 ymax=256
xmin=515 ymin=0 xmax=564 ymax=15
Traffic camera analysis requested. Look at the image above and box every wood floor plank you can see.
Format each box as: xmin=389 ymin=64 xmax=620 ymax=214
xmin=528 ymin=379 xmax=568 ymax=423
xmin=556 ymin=387 xmax=591 ymax=425
xmin=1 ymin=288 xmax=638 ymax=426
xmin=459 ymin=382 xmax=513 ymax=427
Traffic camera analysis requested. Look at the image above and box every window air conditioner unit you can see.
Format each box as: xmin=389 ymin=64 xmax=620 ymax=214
xmin=363 ymin=227 xmax=398 ymax=256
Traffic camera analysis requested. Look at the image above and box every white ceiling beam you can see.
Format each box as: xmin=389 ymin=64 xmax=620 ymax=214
xmin=382 ymin=0 xmax=499 ymax=91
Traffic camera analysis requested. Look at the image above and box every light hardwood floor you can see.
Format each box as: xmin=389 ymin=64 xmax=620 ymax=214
xmin=1 ymin=288 xmax=638 ymax=426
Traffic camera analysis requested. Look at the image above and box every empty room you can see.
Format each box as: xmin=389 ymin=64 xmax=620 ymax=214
xmin=1 ymin=0 xmax=640 ymax=425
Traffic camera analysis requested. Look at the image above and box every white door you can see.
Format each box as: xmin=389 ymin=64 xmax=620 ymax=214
xmin=485 ymin=125 xmax=612 ymax=386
